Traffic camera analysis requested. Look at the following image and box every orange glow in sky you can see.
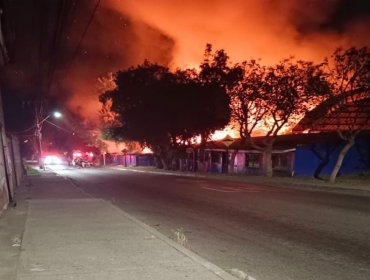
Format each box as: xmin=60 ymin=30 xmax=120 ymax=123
xmin=63 ymin=0 xmax=369 ymax=140
xmin=107 ymin=0 xmax=369 ymax=68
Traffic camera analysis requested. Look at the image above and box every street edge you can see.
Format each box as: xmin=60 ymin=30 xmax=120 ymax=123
xmin=113 ymin=166 xmax=370 ymax=197
xmin=62 ymin=174 xmax=241 ymax=280
xmin=108 ymin=202 xmax=241 ymax=280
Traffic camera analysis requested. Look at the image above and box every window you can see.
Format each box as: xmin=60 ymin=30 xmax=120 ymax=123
xmin=246 ymin=153 xmax=261 ymax=168
xmin=272 ymin=154 xmax=289 ymax=169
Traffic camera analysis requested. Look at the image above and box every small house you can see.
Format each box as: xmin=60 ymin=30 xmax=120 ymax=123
xmin=204 ymin=132 xmax=370 ymax=177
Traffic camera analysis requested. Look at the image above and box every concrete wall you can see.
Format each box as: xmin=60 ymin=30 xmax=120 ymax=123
xmin=0 ymin=89 xmax=9 ymax=214
xmin=0 ymin=134 xmax=24 ymax=215
xmin=10 ymin=135 xmax=23 ymax=187
xmin=0 ymin=9 xmax=23 ymax=214
xmin=0 ymin=90 xmax=9 ymax=214
xmin=0 ymin=92 xmax=23 ymax=215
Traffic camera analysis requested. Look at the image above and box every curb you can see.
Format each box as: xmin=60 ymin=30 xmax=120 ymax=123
xmin=61 ymin=173 xmax=241 ymax=280
xmin=109 ymin=203 xmax=239 ymax=280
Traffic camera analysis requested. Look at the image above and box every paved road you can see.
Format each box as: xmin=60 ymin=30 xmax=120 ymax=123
xmin=53 ymin=166 xmax=370 ymax=280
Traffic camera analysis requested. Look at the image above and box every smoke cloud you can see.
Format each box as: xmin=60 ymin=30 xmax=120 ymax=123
xmin=106 ymin=0 xmax=369 ymax=67
xmin=53 ymin=3 xmax=175 ymax=124
xmin=60 ymin=0 xmax=370 ymax=123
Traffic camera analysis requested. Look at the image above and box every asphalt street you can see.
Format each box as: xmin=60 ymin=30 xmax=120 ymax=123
xmin=52 ymin=166 xmax=370 ymax=280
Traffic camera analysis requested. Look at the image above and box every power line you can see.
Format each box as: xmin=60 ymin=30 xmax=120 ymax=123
xmin=39 ymin=0 xmax=75 ymax=117
xmin=46 ymin=0 xmax=75 ymax=95
xmin=32 ymin=0 xmax=101 ymax=141
xmin=67 ymin=0 xmax=101 ymax=70
xmin=7 ymin=124 xmax=36 ymax=135
xmin=45 ymin=119 xmax=74 ymax=134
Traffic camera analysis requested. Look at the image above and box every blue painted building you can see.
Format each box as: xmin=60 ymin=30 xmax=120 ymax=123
xmin=294 ymin=133 xmax=370 ymax=177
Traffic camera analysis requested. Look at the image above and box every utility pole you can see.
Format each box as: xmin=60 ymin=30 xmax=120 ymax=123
xmin=34 ymin=111 xmax=62 ymax=169
xmin=35 ymin=115 xmax=43 ymax=169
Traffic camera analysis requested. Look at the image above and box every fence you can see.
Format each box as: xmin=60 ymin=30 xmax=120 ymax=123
xmin=102 ymin=153 xmax=154 ymax=167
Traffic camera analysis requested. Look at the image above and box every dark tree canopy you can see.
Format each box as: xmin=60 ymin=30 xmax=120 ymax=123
xmin=99 ymin=60 xmax=230 ymax=164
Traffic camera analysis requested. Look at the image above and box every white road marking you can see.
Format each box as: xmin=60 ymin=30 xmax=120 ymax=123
xmin=222 ymin=186 xmax=244 ymax=191
xmin=202 ymin=186 xmax=239 ymax=193
xmin=201 ymin=183 xmax=264 ymax=193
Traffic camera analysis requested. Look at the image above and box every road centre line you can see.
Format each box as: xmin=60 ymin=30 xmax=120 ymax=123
xmin=200 ymin=183 xmax=263 ymax=193
xmin=221 ymin=186 xmax=245 ymax=191
xmin=202 ymin=186 xmax=239 ymax=193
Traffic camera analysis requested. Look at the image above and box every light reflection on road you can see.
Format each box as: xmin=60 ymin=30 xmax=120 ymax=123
xmin=46 ymin=164 xmax=75 ymax=171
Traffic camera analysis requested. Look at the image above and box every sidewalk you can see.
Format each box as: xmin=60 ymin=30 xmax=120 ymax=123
xmin=0 ymin=170 xmax=237 ymax=280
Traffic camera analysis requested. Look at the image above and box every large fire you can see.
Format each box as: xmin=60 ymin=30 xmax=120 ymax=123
xmin=60 ymin=0 xmax=369 ymax=143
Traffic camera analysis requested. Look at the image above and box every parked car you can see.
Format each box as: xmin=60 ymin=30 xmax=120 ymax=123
xmin=39 ymin=153 xmax=66 ymax=169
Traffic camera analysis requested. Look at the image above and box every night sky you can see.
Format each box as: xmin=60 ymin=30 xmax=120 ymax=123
xmin=0 ymin=0 xmax=369 ymax=133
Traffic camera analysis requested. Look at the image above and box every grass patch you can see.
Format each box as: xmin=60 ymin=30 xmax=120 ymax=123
xmin=26 ymin=165 xmax=40 ymax=176
xmin=172 ymin=228 xmax=188 ymax=247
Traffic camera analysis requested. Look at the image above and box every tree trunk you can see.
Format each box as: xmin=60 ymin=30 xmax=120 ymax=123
xmin=249 ymin=137 xmax=274 ymax=178
xmin=228 ymin=150 xmax=238 ymax=173
xmin=264 ymin=140 xmax=274 ymax=178
xmin=161 ymin=157 xmax=168 ymax=170
xmin=154 ymin=154 xmax=162 ymax=169
xmin=199 ymin=147 xmax=209 ymax=172
xmin=313 ymin=146 xmax=335 ymax=180
xmin=329 ymin=138 xmax=355 ymax=183
xmin=265 ymin=148 xmax=273 ymax=178
xmin=171 ymin=157 xmax=178 ymax=170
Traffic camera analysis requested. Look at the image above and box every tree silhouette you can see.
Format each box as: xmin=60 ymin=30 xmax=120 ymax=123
xmin=295 ymin=47 xmax=370 ymax=182
xmin=231 ymin=58 xmax=329 ymax=177
xmin=230 ymin=60 xmax=267 ymax=141
xmin=197 ymin=44 xmax=244 ymax=171
xmin=99 ymin=59 xmax=230 ymax=169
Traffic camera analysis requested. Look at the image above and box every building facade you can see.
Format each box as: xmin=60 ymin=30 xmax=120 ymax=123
xmin=204 ymin=132 xmax=370 ymax=178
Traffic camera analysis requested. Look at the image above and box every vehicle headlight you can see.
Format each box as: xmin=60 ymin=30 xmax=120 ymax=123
xmin=54 ymin=157 xmax=62 ymax=164
xmin=44 ymin=156 xmax=52 ymax=164
xmin=44 ymin=155 xmax=62 ymax=164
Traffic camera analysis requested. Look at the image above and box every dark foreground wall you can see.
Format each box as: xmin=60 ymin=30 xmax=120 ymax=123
xmin=0 ymin=134 xmax=24 ymax=214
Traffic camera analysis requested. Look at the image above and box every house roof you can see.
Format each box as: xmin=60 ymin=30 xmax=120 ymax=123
xmin=294 ymin=93 xmax=370 ymax=133
xmin=205 ymin=132 xmax=360 ymax=151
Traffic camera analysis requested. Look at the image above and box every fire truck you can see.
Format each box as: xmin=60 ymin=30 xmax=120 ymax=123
xmin=72 ymin=147 xmax=99 ymax=167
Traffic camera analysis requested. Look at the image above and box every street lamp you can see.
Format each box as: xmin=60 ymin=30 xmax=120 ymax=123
xmin=53 ymin=111 xmax=62 ymax=118
xmin=36 ymin=111 xmax=62 ymax=169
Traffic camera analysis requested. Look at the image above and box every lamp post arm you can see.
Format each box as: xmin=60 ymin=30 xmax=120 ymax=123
xmin=39 ymin=114 xmax=51 ymax=125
